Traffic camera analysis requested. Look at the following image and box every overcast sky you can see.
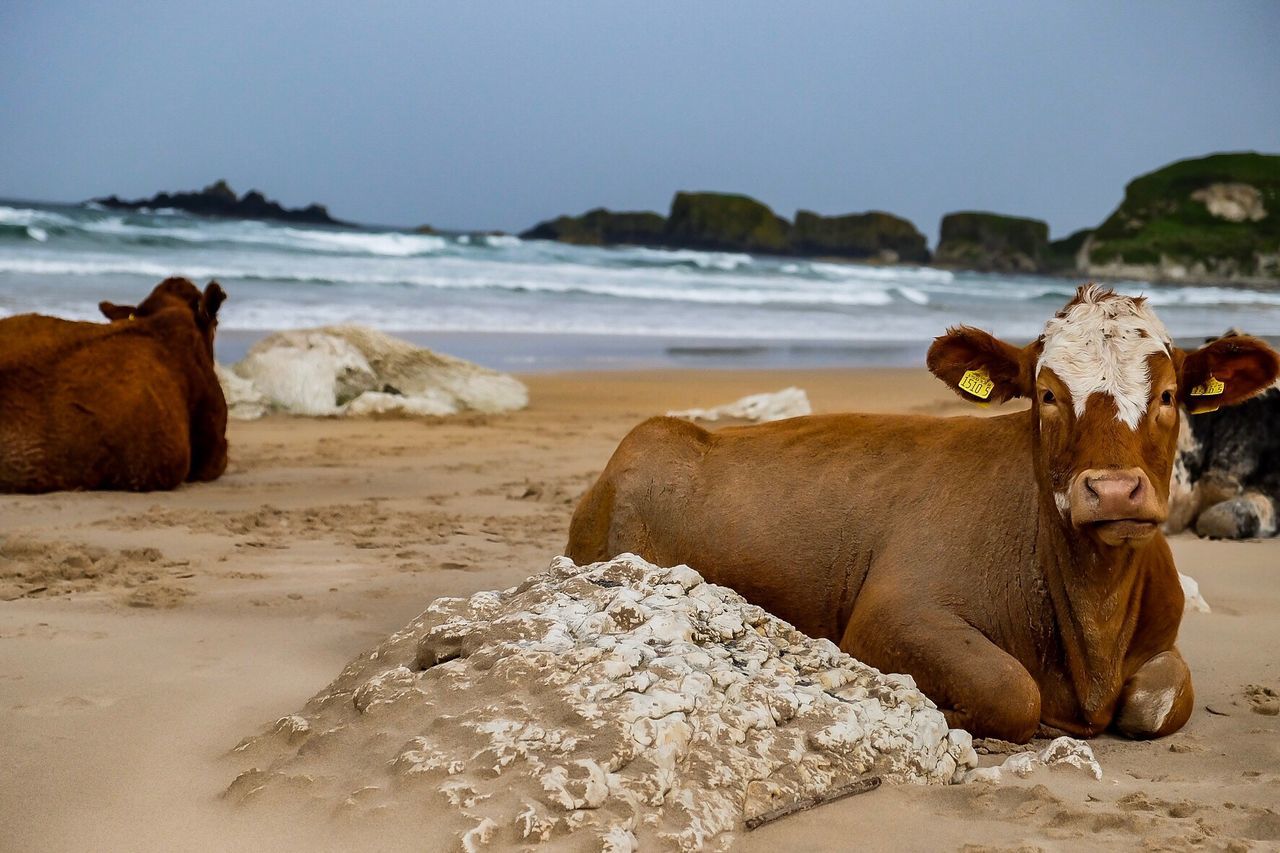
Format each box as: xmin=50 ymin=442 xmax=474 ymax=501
xmin=2 ymin=2 xmax=1277 ymax=240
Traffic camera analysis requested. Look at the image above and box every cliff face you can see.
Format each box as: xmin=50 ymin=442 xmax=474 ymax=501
xmin=933 ymin=212 xmax=1050 ymax=273
xmin=94 ymin=180 xmax=342 ymax=225
xmin=1081 ymin=153 xmax=1280 ymax=284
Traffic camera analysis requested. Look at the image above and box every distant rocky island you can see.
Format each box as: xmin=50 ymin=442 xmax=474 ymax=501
xmin=92 ymin=180 xmax=343 ymax=226
xmin=521 ymin=193 xmax=929 ymax=264
xmin=520 ymin=152 xmax=1280 ymax=285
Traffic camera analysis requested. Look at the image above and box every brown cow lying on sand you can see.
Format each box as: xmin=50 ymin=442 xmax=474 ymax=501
xmin=0 ymin=277 xmax=228 ymax=493
xmin=567 ymin=285 xmax=1280 ymax=742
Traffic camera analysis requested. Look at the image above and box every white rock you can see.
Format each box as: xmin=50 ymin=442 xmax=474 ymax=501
xmin=669 ymin=387 xmax=811 ymax=423
xmin=964 ymin=736 xmax=1102 ymax=784
xmin=229 ymin=554 xmax=975 ymax=850
xmin=342 ymin=389 xmax=457 ymax=417
xmin=1179 ymin=572 xmax=1211 ymax=614
xmin=214 ymin=362 xmax=270 ymax=420
xmin=226 ymin=325 xmax=527 ymax=418
xmin=234 ymin=330 xmax=375 ymax=416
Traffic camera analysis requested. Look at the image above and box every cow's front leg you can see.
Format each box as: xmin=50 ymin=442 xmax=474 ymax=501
xmin=841 ymin=602 xmax=1042 ymax=743
xmin=1112 ymin=649 xmax=1194 ymax=738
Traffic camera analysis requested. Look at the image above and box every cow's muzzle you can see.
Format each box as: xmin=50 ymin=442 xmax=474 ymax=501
xmin=1069 ymin=467 xmax=1164 ymax=544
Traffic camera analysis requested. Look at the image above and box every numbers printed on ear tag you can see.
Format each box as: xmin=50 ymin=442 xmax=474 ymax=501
xmin=958 ymin=369 xmax=995 ymax=400
xmin=1190 ymin=375 xmax=1225 ymax=397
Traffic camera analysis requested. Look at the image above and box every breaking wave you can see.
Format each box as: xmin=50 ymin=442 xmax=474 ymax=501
xmin=3 ymin=201 xmax=1280 ymax=348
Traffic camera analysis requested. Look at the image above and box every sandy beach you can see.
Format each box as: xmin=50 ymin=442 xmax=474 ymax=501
xmin=2 ymin=367 xmax=1278 ymax=852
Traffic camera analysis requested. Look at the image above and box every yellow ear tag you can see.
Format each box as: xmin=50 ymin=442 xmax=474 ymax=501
xmin=958 ymin=368 xmax=995 ymax=401
xmin=1189 ymin=375 xmax=1224 ymax=397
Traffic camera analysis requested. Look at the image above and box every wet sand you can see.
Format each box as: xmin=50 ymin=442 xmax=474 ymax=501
xmin=1 ymin=368 xmax=1278 ymax=851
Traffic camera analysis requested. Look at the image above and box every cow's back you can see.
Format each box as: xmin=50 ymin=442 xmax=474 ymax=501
xmin=567 ymin=410 xmax=1040 ymax=642
xmin=0 ymin=319 xmax=193 ymax=492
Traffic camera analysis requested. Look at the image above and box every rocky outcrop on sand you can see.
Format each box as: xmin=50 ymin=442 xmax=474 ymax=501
xmin=221 ymin=326 xmax=527 ymax=418
xmin=933 ymin=212 xmax=1050 ymax=273
xmin=668 ymin=387 xmax=812 ymax=423
xmin=228 ymin=554 xmax=975 ymax=850
xmin=790 ymin=210 xmax=930 ymax=263
xmin=1080 ymin=152 xmax=1280 ymax=284
xmin=1166 ymin=384 xmax=1280 ymax=539
xmin=93 ymin=180 xmax=342 ymax=225
xmin=520 ymin=208 xmax=668 ymax=247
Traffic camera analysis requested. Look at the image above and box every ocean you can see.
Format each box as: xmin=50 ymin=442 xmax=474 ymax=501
xmin=3 ymin=199 xmax=1279 ymax=372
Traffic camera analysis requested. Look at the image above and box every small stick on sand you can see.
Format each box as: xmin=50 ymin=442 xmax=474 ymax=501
xmin=743 ymin=775 xmax=882 ymax=831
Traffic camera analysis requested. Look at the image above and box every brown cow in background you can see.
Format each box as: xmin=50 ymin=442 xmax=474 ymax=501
xmin=567 ymin=285 xmax=1280 ymax=742
xmin=0 ymin=277 xmax=228 ymax=493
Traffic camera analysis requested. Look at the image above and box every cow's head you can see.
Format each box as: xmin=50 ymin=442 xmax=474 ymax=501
xmin=928 ymin=284 xmax=1279 ymax=548
xmin=100 ymin=277 xmax=226 ymax=357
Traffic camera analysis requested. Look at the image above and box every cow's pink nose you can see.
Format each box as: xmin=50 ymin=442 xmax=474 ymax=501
xmin=1085 ymin=471 xmax=1144 ymax=511
xmin=1071 ymin=467 xmax=1161 ymax=526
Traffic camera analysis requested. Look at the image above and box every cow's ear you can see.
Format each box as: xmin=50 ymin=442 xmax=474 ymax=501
xmin=99 ymin=301 xmax=136 ymax=321
xmin=199 ymin=281 xmax=227 ymax=328
xmin=1177 ymin=334 xmax=1279 ymax=412
xmin=927 ymin=326 xmax=1032 ymax=404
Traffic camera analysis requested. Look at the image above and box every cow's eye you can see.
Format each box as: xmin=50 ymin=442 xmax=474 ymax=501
xmin=1161 ymin=390 xmax=1174 ymax=406
xmin=1041 ymin=390 xmax=1055 ymax=404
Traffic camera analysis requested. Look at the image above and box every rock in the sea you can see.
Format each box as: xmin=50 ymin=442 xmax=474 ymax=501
xmin=227 ymin=554 xmax=975 ymax=850
xmin=93 ymin=179 xmax=342 ymax=225
xmin=789 ymin=210 xmax=930 ymax=263
xmin=1082 ymin=152 xmax=1280 ymax=284
xmin=668 ymin=387 xmax=812 ymax=423
xmin=228 ymin=326 xmax=527 ymax=418
xmin=933 ymin=211 xmax=1050 ymax=273
xmin=521 ymin=193 xmax=936 ymax=263
xmin=520 ymin=208 xmax=668 ymax=247
xmin=664 ymin=191 xmax=791 ymax=255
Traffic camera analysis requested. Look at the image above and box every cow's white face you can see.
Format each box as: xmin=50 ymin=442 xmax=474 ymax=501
xmin=927 ymin=284 xmax=1280 ymax=549
xmin=1037 ymin=286 xmax=1173 ymax=430
xmin=1033 ymin=288 xmax=1179 ymax=545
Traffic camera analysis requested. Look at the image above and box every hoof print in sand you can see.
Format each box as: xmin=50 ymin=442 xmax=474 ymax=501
xmin=1243 ymin=684 xmax=1279 ymax=716
xmin=228 ymin=554 xmax=976 ymax=850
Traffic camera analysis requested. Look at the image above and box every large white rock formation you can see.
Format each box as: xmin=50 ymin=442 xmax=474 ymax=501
xmin=220 ymin=326 xmax=528 ymax=418
xmin=228 ymin=554 xmax=975 ymax=850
